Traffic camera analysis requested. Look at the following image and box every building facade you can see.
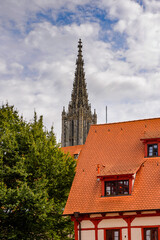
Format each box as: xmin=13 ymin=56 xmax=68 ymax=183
xmin=61 ymin=39 xmax=97 ymax=147
xmin=64 ymin=118 xmax=160 ymax=240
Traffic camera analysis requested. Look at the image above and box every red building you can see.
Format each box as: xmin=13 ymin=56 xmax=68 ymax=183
xmin=63 ymin=118 xmax=160 ymax=240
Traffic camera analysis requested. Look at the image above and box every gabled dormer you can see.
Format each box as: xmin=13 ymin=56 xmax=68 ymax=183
xmin=141 ymin=138 xmax=160 ymax=157
xmin=96 ymin=162 xmax=136 ymax=197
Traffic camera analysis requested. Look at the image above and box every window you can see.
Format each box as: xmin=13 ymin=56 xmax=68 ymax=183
xmin=105 ymin=180 xmax=129 ymax=196
xmin=106 ymin=229 xmax=120 ymax=240
xmin=100 ymin=174 xmax=133 ymax=197
xmin=74 ymin=154 xmax=79 ymax=159
xmin=148 ymin=144 xmax=158 ymax=157
xmin=144 ymin=228 xmax=158 ymax=240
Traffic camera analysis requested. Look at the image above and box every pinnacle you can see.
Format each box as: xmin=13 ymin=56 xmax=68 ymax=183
xmin=69 ymin=39 xmax=89 ymax=111
xmin=78 ymin=39 xmax=82 ymax=57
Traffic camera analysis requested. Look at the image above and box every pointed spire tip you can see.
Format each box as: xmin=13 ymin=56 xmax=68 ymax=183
xmin=78 ymin=39 xmax=82 ymax=46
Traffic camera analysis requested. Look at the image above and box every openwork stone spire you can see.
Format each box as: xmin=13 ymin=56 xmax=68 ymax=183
xmin=70 ymin=39 xmax=89 ymax=110
xmin=61 ymin=39 xmax=97 ymax=147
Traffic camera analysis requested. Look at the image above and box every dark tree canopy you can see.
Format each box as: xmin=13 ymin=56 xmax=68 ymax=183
xmin=0 ymin=103 xmax=76 ymax=239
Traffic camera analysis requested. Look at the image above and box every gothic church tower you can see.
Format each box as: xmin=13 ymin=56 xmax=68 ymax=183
xmin=61 ymin=39 xmax=97 ymax=147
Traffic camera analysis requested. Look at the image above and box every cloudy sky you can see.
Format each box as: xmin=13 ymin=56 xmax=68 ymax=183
xmin=1 ymin=0 xmax=160 ymax=143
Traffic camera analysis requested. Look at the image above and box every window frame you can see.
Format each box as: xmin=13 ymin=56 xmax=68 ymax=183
xmin=105 ymin=180 xmax=129 ymax=196
xmin=147 ymin=144 xmax=158 ymax=157
xmin=140 ymin=138 xmax=160 ymax=158
xmin=144 ymin=227 xmax=158 ymax=240
xmin=105 ymin=229 xmax=120 ymax=240
xmin=74 ymin=153 xmax=79 ymax=159
xmin=99 ymin=174 xmax=133 ymax=197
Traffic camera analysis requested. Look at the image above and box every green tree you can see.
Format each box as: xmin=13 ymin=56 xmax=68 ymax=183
xmin=0 ymin=103 xmax=76 ymax=239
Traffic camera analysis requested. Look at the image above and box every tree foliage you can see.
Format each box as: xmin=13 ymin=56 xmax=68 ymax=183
xmin=0 ymin=104 xmax=76 ymax=239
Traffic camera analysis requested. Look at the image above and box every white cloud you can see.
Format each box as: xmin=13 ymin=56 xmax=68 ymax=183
xmin=1 ymin=0 xmax=160 ymax=143
xmin=0 ymin=59 xmax=23 ymax=75
xmin=125 ymin=12 xmax=160 ymax=71
xmin=0 ymin=0 xmax=91 ymax=31
xmin=0 ymin=59 xmax=7 ymax=74
xmin=114 ymin=20 xmax=127 ymax=33
xmin=100 ymin=0 xmax=160 ymax=73
xmin=0 ymin=19 xmax=102 ymax=142
xmin=144 ymin=0 xmax=160 ymax=13
xmin=100 ymin=0 xmax=142 ymax=21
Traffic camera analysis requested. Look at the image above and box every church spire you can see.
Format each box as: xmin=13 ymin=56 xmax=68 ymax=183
xmin=61 ymin=39 xmax=97 ymax=147
xmin=70 ymin=39 xmax=89 ymax=111
xmin=77 ymin=38 xmax=83 ymax=58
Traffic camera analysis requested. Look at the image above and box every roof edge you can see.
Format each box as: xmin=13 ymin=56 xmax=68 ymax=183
xmin=91 ymin=116 xmax=160 ymax=128
xmin=63 ymin=208 xmax=160 ymax=217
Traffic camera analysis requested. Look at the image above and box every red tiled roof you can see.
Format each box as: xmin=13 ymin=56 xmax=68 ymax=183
xmin=64 ymin=118 xmax=160 ymax=215
xmin=61 ymin=145 xmax=83 ymax=158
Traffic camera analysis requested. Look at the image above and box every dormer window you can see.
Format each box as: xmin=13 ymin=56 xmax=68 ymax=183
xmin=140 ymin=138 xmax=160 ymax=158
xmin=98 ymin=174 xmax=133 ymax=197
xmin=74 ymin=154 xmax=79 ymax=159
xmin=148 ymin=144 xmax=158 ymax=157
xmin=105 ymin=180 xmax=129 ymax=196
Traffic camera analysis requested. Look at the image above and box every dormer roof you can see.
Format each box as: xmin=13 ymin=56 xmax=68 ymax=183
xmin=61 ymin=145 xmax=83 ymax=159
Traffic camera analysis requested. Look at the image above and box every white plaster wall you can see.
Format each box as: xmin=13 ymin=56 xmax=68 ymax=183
xmin=105 ymin=213 xmax=119 ymax=217
xmin=80 ymin=230 xmax=95 ymax=240
xmin=98 ymin=218 xmax=127 ymax=228
xmin=78 ymin=220 xmax=94 ymax=229
xmin=131 ymin=216 xmax=160 ymax=226
xmin=90 ymin=214 xmax=102 ymax=218
xmin=131 ymin=228 xmax=141 ymax=240
xmin=123 ymin=212 xmax=137 ymax=215
xmin=141 ymin=211 xmax=156 ymax=214
xmin=122 ymin=228 xmax=128 ymax=240
xmin=98 ymin=229 xmax=104 ymax=240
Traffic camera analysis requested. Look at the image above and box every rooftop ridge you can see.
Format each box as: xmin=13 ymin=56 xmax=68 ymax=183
xmin=91 ymin=116 xmax=160 ymax=128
